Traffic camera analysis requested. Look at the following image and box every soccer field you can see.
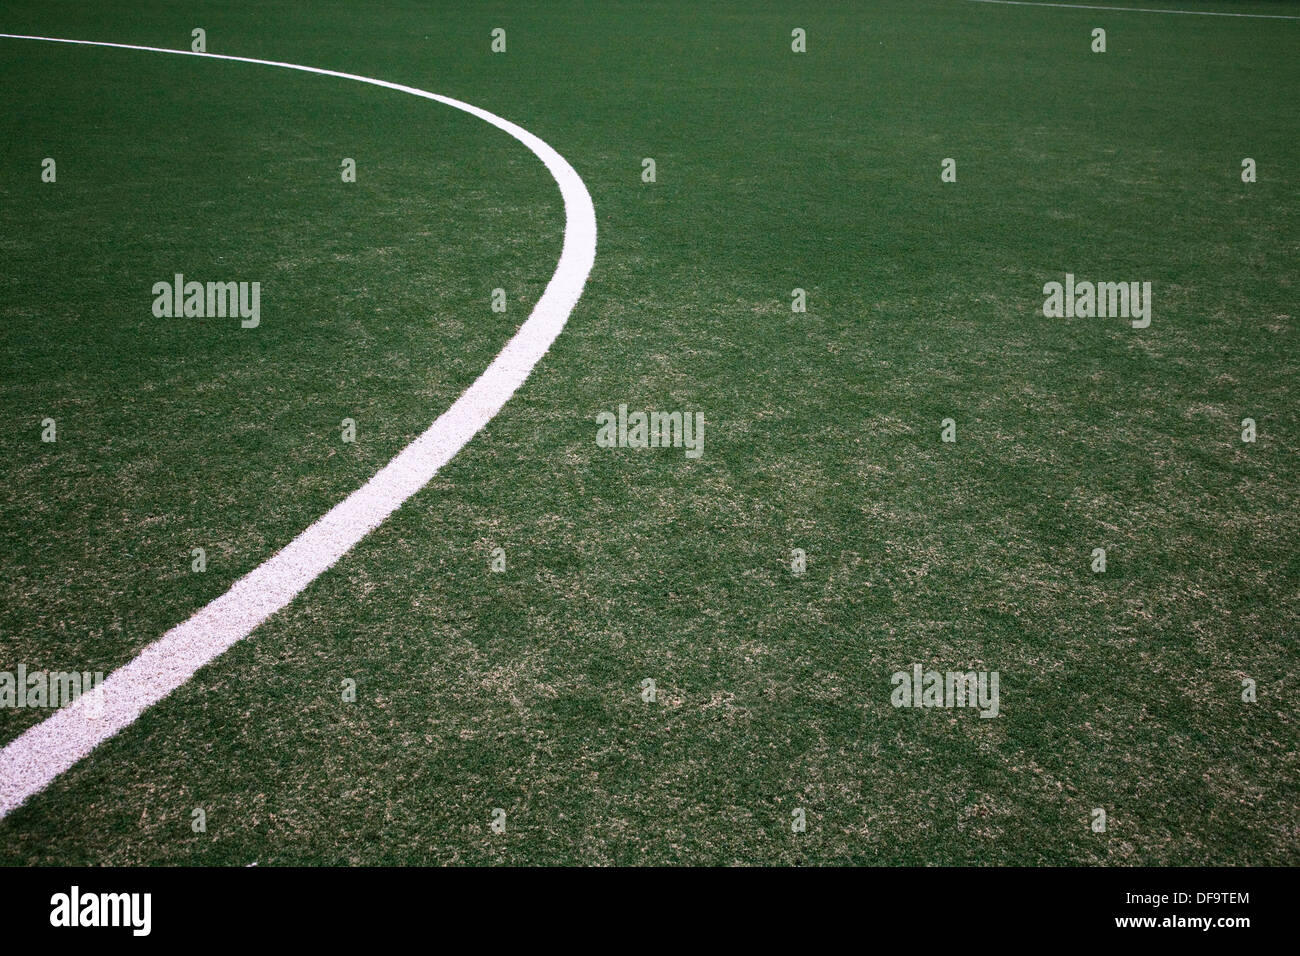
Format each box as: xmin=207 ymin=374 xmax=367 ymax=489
xmin=0 ymin=0 xmax=1296 ymax=866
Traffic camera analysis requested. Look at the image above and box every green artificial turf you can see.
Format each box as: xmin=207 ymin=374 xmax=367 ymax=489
xmin=0 ymin=0 xmax=1296 ymax=864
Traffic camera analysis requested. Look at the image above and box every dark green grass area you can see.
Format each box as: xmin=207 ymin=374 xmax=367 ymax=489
xmin=0 ymin=0 xmax=1296 ymax=864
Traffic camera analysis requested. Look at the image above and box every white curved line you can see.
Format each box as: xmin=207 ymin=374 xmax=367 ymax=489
xmin=966 ymin=0 xmax=1300 ymax=19
xmin=0 ymin=34 xmax=597 ymax=819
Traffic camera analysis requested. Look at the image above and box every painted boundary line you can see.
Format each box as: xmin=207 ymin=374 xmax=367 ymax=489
xmin=967 ymin=0 xmax=1300 ymax=19
xmin=0 ymin=34 xmax=597 ymax=820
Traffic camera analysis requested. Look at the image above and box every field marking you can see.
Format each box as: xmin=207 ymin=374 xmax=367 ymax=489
xmin=0 ymin=34 xmax=597 ymax=820
xmin=967 ymin=0 xmax=1300 ymax=18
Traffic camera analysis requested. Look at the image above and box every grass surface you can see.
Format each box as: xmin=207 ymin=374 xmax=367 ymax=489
xmin=0 ymin=0 xmax=1296 ymax=865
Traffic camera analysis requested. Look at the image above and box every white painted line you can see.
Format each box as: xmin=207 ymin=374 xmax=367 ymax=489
xmin=967 ymin=0 xmax=1300 ymax=18
xmin=0 ymin=34 xmax=597 ymax=819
